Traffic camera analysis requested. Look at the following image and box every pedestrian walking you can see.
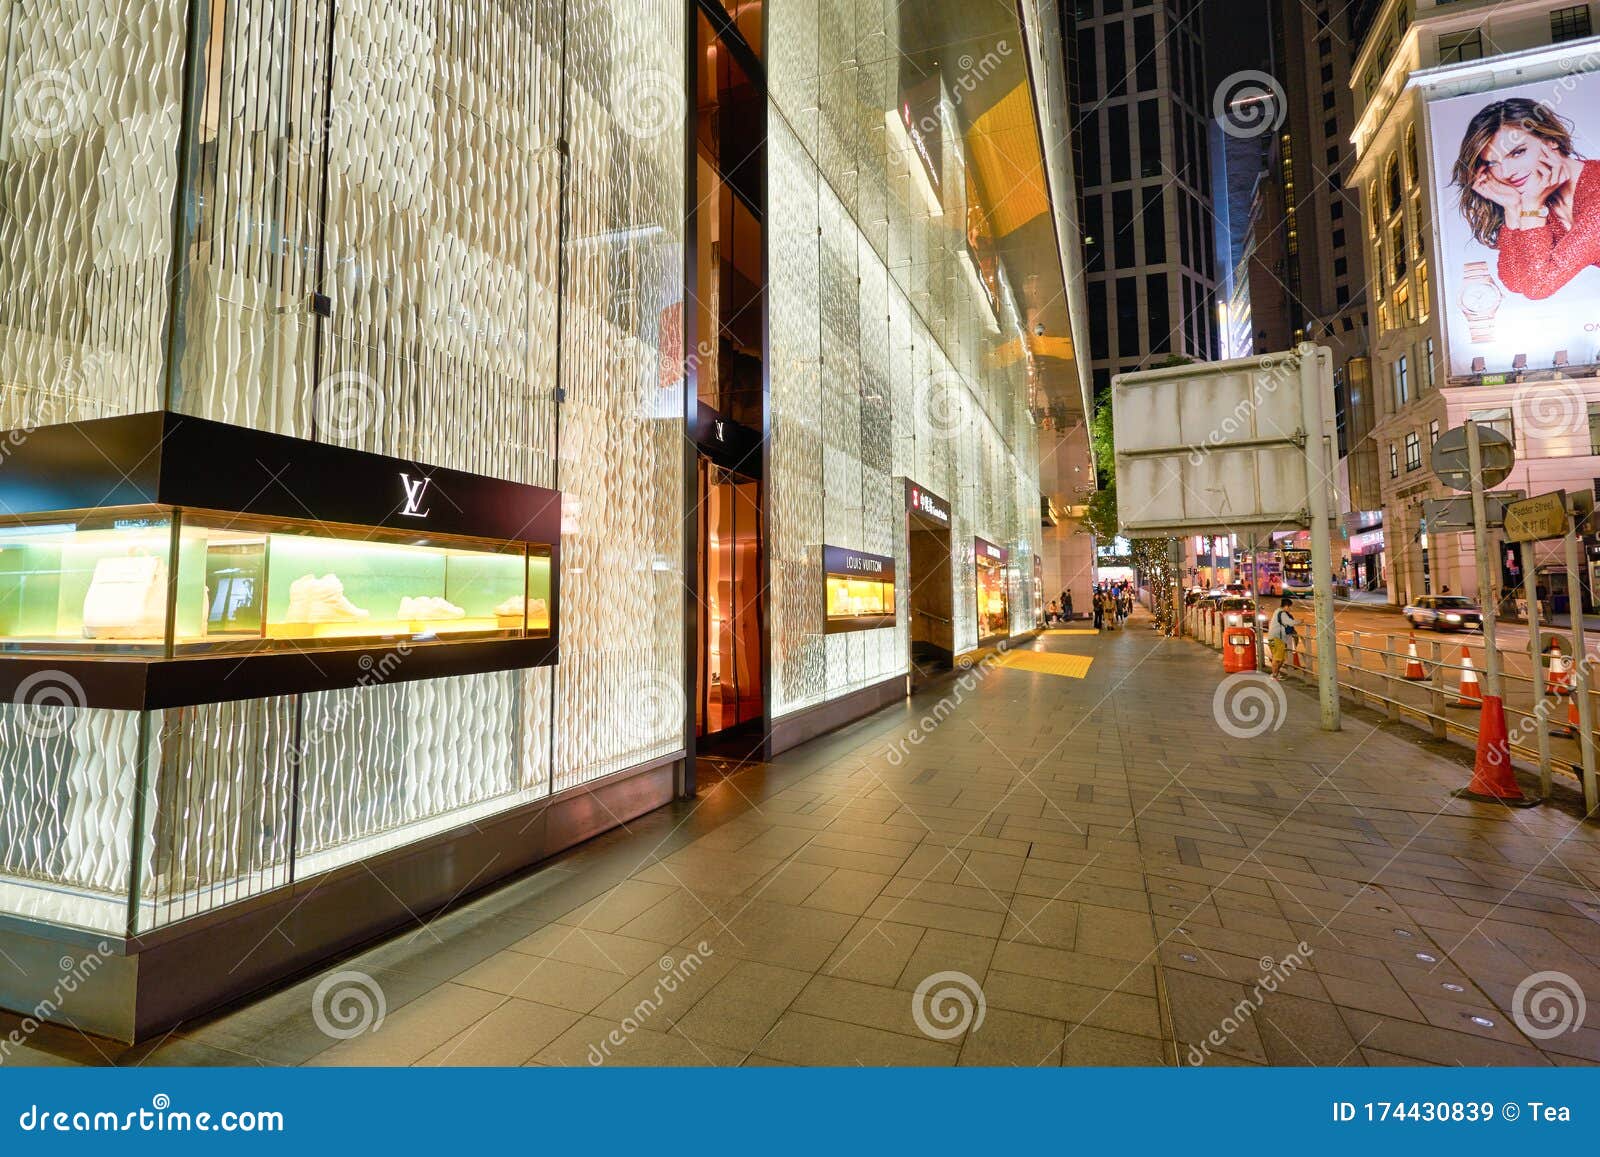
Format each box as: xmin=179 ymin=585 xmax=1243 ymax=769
xmin=1062 ymin=590 xmax=1073 ymax=621
xmin=1267 ymin=597 xmax=1297 ymax=679
xmin=1092 ymin=589 xmax=1104 ymax=630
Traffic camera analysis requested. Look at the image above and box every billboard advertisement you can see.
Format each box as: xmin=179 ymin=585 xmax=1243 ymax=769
xmin=1428 ymin=72 xmax=1600 ymax=376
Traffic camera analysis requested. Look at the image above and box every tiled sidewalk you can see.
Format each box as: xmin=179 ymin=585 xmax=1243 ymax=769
xmin=7 ymin=614 xmax=1600 ymax=1067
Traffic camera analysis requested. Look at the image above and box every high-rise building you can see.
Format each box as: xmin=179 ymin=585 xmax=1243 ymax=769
xmin=1350 ymin=0 xmax=1600 ymax=606
xmin=1269 ymin=0 xmax=1382 ymax=583
xmin=1065 ymin=0 xmax=1220 ymax=399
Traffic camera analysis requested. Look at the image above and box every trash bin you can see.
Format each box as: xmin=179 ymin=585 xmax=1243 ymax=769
xmin=1224 ymin=627 xmax=1258 ymax=673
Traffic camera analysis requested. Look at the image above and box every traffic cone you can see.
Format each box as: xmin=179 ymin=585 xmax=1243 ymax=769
xmin=1545 ymin=643 xmax=1573 ymax=697
xmin=1449 ymin=645 xmax=1481 ymax=708
xmin=1403 ymin=633 xmax=1427 ymax=681
xmin=1453 ymin=695 xmax=1539 ymax=807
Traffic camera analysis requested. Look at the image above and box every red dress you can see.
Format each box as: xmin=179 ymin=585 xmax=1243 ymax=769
xmin=1496 ymin=158 xmax=1600 ymax=300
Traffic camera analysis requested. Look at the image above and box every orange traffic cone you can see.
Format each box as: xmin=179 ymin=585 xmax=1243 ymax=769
xmin=1545 ymin=642 xmax=1573 ymax=697
xmin=1403 ymin=633 xmax=1427 ymax=681
xmin=1453 ymin=695 xmax=1539 ymax=807
xmin=1449 ymin=645 xmax=1481 ymax=708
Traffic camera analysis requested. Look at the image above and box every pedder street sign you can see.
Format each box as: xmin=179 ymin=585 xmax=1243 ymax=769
xmin=1503 ymin=491 xmax=1570 ymax=544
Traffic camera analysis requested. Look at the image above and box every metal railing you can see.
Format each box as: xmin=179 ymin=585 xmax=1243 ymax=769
xmin=1180 ymin=601 xmax=1599 ymax=813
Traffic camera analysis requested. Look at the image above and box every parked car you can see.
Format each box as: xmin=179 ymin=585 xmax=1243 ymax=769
xmin=1218 ymin=596 xmax=1269 ymax=629
xmin=1404 ymin=594 xmax=1483 ymax=632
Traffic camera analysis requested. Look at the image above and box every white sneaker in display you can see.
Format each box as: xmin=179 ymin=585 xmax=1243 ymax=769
xmin=284 ymin=574 xmax=371 ymax=622
xmin=398 ymin=595 xmax=465 ymax=621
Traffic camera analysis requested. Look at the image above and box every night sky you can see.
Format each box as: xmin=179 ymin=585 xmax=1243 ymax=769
xmin=1202 ymin=0 xmax=1274 ymax=91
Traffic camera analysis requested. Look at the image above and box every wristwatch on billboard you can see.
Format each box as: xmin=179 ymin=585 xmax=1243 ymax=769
xmin=1458 ymin=261 xmax=1503 ymax=343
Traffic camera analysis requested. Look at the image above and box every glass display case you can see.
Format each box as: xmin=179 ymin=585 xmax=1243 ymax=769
xmin=823 ymin=545 xmax=896 ymax=633
xmin=0 ymin=510 xmax=554 ymax=656
xmin=976 ymin=537 xmax=1009 ymax=641
xmin=0 ymin=411 xmax=563 ymax=708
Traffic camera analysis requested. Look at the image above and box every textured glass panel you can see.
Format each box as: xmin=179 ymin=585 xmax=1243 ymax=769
xmin=0 ymin=704 xmax=139 ymax=932
xmin=551 ymin=0 xmax=686 ymax=791
xmin=297 ymin=671 xmax=523 ymax=875
xmin=136 ymin=697 xmax=297 ymax=930
xmin=0 ymin=0 xmax=185 ymax=425
xmin=767 ymin=1 xmax=1046 ymax=708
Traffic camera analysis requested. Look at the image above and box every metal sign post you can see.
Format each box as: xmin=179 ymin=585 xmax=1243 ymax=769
xmin=1562 ymin=496 xmax=1598 ymax=814
xmin=1519 ymin=540 xmax=1552 ymax=797
xmin=1464 ymin=421 xmax=1503 ymax=702
xmin=1299 ymin=346 xmax=1340 ymax=731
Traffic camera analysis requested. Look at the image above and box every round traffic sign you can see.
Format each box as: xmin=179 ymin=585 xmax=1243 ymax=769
xmin=1430 ymin=425 xmax=1514 ymax=492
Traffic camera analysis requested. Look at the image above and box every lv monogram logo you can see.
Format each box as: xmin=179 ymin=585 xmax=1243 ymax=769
xmin=399 ymin=473 xmax=432 ymax=518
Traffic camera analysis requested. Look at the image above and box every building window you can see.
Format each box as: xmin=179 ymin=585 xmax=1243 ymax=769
xmin=1439 ymin=30 xmax=1483 ymax=64
xmin=1423 ymin=337 xmax=1436 ymax=390
xmin=1551 ymin=5 xmax=1593 ymax=42
xmin=1405 ymin=432 xmax=1422 ymax=471
xmin=1394 ymin=355 xmax=1409 ymax=408
xmin=1471 ymin=408 xmax=1515 ymax=448
xmin=1589 ymin=404 xmax=1600 ymax=456
xmin=1429 ymin=419 xmax=1440 ymax=446
xmin=1389 ymin=443 xmax=1399 ymax=478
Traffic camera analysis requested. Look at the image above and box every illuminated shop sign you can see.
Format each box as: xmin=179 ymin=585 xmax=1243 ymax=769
xmin=1426 ymin=71 xmax=1600 ymax=376
xmin=975 ymin=536 xmax=1008 ymax=565
xmin=823 ymin=546 xmax=897 ymax=634
xmin=905 ymin=479 xmax=951 ymax=526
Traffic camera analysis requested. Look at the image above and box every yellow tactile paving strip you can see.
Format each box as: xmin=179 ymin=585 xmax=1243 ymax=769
xmin=994 ymin=651 xmax=1094 ymax=679
xmin=1043 ymin=628 xmax=1098 ymax=636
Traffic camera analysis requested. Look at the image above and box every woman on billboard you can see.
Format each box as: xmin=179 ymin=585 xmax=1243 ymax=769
xmin=1452 ymin=98 xmax=1598 ymax=301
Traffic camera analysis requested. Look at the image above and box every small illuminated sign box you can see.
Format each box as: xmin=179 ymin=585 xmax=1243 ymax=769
xmin=905 ymin=479 xmax=951 ymax=527
xmin=823 ymin=545 xmax=897 ymax=634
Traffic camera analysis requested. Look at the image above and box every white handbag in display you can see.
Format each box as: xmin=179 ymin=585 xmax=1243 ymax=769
xmin=81 ymin=555 xmax=167 ymax=639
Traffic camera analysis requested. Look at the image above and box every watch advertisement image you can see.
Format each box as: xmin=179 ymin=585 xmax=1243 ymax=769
xmin=1429 ymin=71 xmax=1600 ymax=376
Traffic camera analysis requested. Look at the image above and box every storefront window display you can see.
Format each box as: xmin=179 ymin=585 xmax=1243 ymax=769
xmin=976 ymin=537 xmax=1010 ymax=641
xmin=823 ymin=546 xmax=896 ymax=633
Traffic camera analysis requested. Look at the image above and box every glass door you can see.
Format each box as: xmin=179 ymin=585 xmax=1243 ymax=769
xmin=697 ymin=459 xmax=763 ymax=737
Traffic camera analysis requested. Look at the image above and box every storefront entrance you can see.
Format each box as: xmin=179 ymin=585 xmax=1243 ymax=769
xmin=695 ymin=460 xmax=764 ymax=739
xmin=907 ymin=518 xmax=953 ymax=686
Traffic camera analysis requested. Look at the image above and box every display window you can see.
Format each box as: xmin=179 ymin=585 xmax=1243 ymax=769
xmin=976 ymin=537 xmax=1009 ymax=641
xmin=823 ymin=546 xmax=896 ymax=633
xmin=0 ymin=508 xmax=555 ymax=657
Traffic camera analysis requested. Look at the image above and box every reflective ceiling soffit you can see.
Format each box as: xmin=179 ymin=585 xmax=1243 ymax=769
xmin=895 ymin=0 xmax=1087 ymax=426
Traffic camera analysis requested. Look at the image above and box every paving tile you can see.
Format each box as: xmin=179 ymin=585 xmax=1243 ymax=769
xmin=672 ymin=961 xmax=811 ymax=1052
xmin=451 ymin=950 xmax=632 ymax=1013
xmin=958 ymin=1008 xmax=1066 ymax=1066
xmin=307 ymin=983 xmax=505 ymax=1066
xmin=758 ymin=1012 xmax=958 ymax=1066
xmin=532 ymin=1016 xmax=745 ymax=1067
xmin=1062 ymin=1025 xmax=1166 ymax=1066
xmin=821 ymin=919 xmax=926 ymax=985
xmin=418 ymin=1000 xmax=582 ymax=1066
xmin=506 ymin=925 xmax=674 ymax=976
